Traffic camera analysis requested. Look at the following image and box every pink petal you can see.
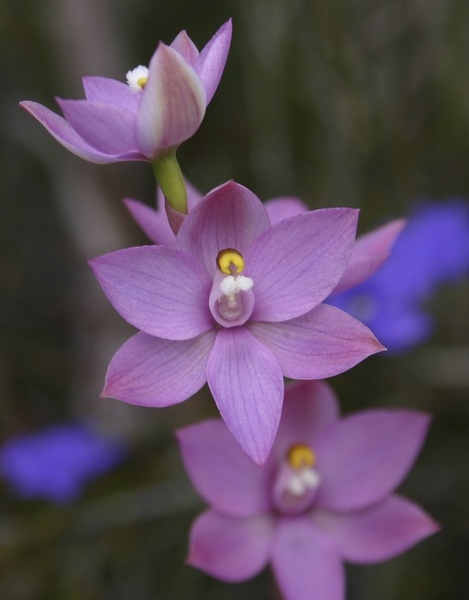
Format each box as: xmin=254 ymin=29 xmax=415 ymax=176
xmin=177 ymin=420 xmax=270 ymax=518
xmin=125 ymin=180 xmax=203 ymax=245
xmin=313 ymin=495 xmax=440 ymax=564
xmin=123 ymin=198 xmax=175 ymax=245
xmin=194 ymin=19 xmax=232 ymax=104
xmin=19 ymin=101 xmax=140 ymax=164
xmin=182 ymin=179 xmax=204 ymax=210
xmin=332 ymin=219 xmax=407 ymax=294
xmin=248 ymin=304 xmax=384 ymax=380
xmin=264 ymin=196 xmax=308 ymax=225
xmin=246 ymin=208 xmax=359 ymax=322
xmin=57 ymin=99 xmax=138 ymax=155
xmin=82 ymin=76 xmax=140 ymax=113
xmin=314 ymin=410 xmax=431 ymax=512
xmin=207 ymin=327 xmax=284 ymax=466
xmin=269 ymin=380 xmax=340 ymax=465
xmin=170 ymin=31 xmax=199 ymax=64
xmin=176 ymin=181 xmax=271 ymax=278
xmin=272 ymin=517 xmax=345 ymax=600
xmin=90 ymin=246 xmax=213 ymax=341
xmin=188 ymin=510 xmax=274 ymax=582
xmin=103 ymin=330 xmax=215 ymax=406
xmin=136 ymin=44 xmax=206 ymax=158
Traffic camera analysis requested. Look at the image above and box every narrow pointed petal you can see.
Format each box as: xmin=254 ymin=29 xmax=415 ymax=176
xmin=194 ymin=19 xmax=232 ymax=104
xmin=264 ymin=196 xmax=307 ymax=225
xmin=313 ymin=496 xmax=440 ymax=564
xmin=188 ymin=510 xmax=274 ymax=582
xmin=90 ymin=246 xmax=213 ymax=340
xmin=248 ymin=304 xmax=384 ymax=380
xmin=82 ymin=76 xmax=140 ymax=112
xmin=170 ymin=30 xmax=199 ymax=64
xmin=125 ymin=179 xmax=203 ymax=244
xmin=332 ymin=219 xmax=407 ymax=294
xmin=180 ymin=178 xmax=203 ymax=210
xmin=272 ymin=517 xmax=345 ymax=600
xmin=103 ymin=330 xmax=215 ymax=407
xmin=123 ymin=198 xmax=175 ymax=245
xmin=177 ymin=420 xmax=271 ymax=518
xmin=314 ymin=410 xmax=431 ymax=512
xmin=270 ymin=381 xmax=340 ymax=464
xmin=247 ymin=208 xmax=359 ymax=322
xmin=207 ymin=328 xmax=284 ymax=466
xmin=176 ymin=181 xmax=271 ymax=278
xmin=136 ymin=44 xmax=206 ymax=157
xmin=19 ymin=101 xmax=136 ymax=164
xmin=57 ymin=99 xmax=139 ymax=155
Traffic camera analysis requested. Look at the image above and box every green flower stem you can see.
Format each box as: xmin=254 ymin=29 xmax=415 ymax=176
xmin=152 ymin=150 xmax=188 ymax=214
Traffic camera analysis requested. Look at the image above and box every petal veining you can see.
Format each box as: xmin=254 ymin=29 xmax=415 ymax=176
xmin=176 ymin=181 xmax=271 ymax=278
xmin=103 ymin=331 xmax=215 ymax=407
xmin=207 ymin=327 xmax=283 ymax=466
xmin=246 ymin=208 xmax=359 ymax=322
xmin=90 ymin=246 xmax=213 ymax=340
xmin=136 ymin=44 xmax=206 ymax=158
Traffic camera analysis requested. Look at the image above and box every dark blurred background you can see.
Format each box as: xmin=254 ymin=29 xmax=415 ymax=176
xmin=0 ymin=0 xmax=468 ymax=598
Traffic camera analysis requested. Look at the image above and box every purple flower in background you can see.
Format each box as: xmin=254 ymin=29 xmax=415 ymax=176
xmin=329 ymin=199 xmax=469 ymax=352
xmin=91 ymin=181 xmax=383 ymax=464
xmin=0 ymin=424 xmax=125 ymax=503
xmin=178 ymin=381 xmax=439 ymax=600
xmin=20 ymin=21 xmax=232 ymax=163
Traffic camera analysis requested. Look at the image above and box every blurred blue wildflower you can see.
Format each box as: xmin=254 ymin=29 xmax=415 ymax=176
xmin=0 ymin=424 xmax=126 ymax=503
xmin=329 ymin=199 xmax=469 ymax=352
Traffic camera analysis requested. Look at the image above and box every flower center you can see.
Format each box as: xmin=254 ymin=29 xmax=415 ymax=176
xmin=218 ymin=275 xmax=254 ymax=320
xmin=209 ymin=249 xmax=255 ymax=327
xmin=285 ymin=444 xmax=321 ymax=496
xmin=272 ymin=443 xmax=321 ymax=515
xmin=216 ymin=248 xmax=246 ymax=275
xmin=126 ymin=65 xmax=149 ymax=93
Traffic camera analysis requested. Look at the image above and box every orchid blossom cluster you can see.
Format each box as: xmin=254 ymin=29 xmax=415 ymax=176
xmin=21 ymin=19 xmax=440 ymax=599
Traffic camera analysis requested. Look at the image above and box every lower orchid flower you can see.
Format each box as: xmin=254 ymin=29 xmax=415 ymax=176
xmin=91 ymin=181 xmax=383 ymax=465
xmin=177 ymin=380 xmax=439 ymax=600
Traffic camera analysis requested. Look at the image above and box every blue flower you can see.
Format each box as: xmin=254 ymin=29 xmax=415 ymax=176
xmin=0 ymin=424 xmax=126 ymax=503
xmin=329 ymin=199 xmax=469 ymax=352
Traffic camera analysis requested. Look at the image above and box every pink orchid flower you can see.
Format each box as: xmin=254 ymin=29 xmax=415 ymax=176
xmin=178 ymin=380 xmax=439 ymax=600
xmin=90 ymin=181 xmax=383 ymax=465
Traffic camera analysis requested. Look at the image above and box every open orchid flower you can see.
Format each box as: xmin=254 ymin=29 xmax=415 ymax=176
xmin=91 ymin=181 xmax=383 ymax=465
xmin=20 ymin=21 xmax=232 ymax=164
xmin=177 ymin=380 xmax=439 ymax=600
xmin=124 ymin=185 xmax=406 ymax=295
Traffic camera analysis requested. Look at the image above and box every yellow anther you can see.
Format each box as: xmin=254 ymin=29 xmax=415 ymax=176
xmin=287 ymin=444 xmax=316 ymax=470
xmin=217 ymin=248 xmax=245 ymax=275
xmin=137 ymin=77 xmax=148 ymax=89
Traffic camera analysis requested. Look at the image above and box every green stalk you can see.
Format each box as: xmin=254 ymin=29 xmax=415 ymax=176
xmin=152 ymin=149 xmax=188 ymax=214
